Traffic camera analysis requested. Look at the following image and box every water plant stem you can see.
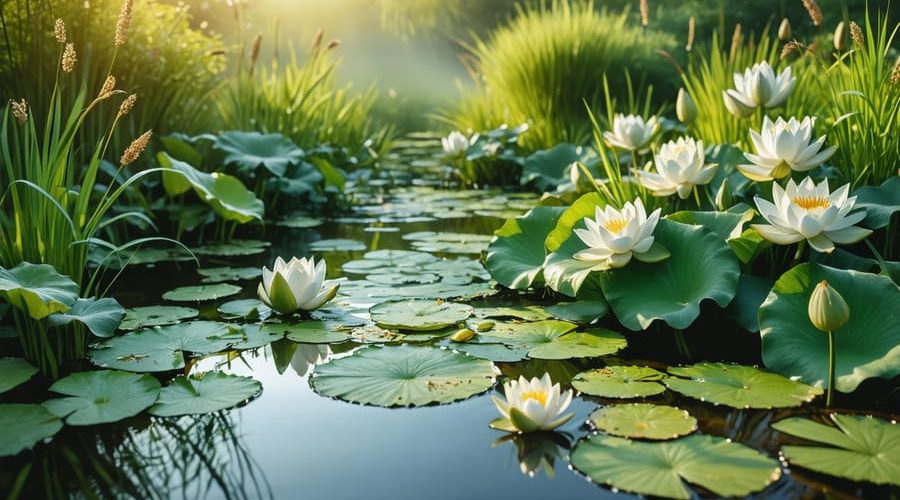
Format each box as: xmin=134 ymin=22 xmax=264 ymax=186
xmin=826 ymin=329 xmax=835 ymax=407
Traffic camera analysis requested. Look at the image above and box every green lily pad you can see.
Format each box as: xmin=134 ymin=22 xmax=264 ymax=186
xmin=370 ymin=300 xmax=473 ymax=331
xmin=589 ymin=404 xmax=697 ymax=440
xmin=0 ymin=404 xmax=62 ymax=456
xmin=444 ymin=342 xmax=531 ymax=363
xmin=664 ymin=363 xmax=822 ymax=408
xmin=402 ymin=232 xmax=492 ymax=254
xmin=347 ymin=325 xmax=403 ymax=343
xmin=544 ymin=299 xmax=608 ymax=324
xmin=159 ymin=153 xmax=264 ymax=223
xmin=217 ymin=299 xmax=271 ymax=320
xmin=119 ymin=305 xmax=199 ymax=330
xmin=527 ymin=328 xmax=627 ymax=360
xmin=599 ymin=219 xmax=741 ymax=331
xmin=772 ymin=413 xmax=900 ymax=486
xmin=572 ymin=366 xmax=668 ymax=398
xmin=193 ymin=239 xmax=270 ymax=256
xmin=854 ymin=175 xmax=899 ymax=229
xmin=162 ymin=283 xmax=242 ymax=302
xmin=0 ymin=358 xmax=38 ymax=393
xmin=43 ymin=370 xmax=160 ymax=425
xmin=149 ymin=371 xmax=261 ymax=417
xmin=477 ymin=319 xmax=577 ymax=347
xmin=0 ymin=262 xmax=79 ymax=320
xmin=267 ymin=321 xmax=350 ymax=344
xmin=759 ymin=263 xmax=900 ymax=392
xmin=277 ymin=213 xmax=324 ymax=228
xmin=367 ymin=272 xmax=440 ymax=286
xmin=215 ymin=131 xmax=303 ymax=177
xmin=310 ymin=345 xmax=496 ymax=407
xmin=198 ymin=266 xmax=262 ymax=283
xmin=224 ymin=324 xmax=285 ymax=350
xmin=309 ymin=239 xmax=367 ymax=252
xmin=341 ymin=250 xmax=439 ymax=274
xmin=47 ymin=297 xmax=125 ymax=338
xmin=485 ymin=206 xmax=566 ymax=290
xmin=570 ymin=434 xmax=781 ymax=499
xmin=473 ymin=306 xmax=552 ymax=322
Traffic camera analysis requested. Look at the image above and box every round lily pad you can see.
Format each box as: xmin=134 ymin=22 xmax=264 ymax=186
xmin=473 ymin=306 xmax=552 ymax=322
xmin=573 ymin=366 xmax=668 ymax=399
xmin=162 ymin=283 xmax=242 ymax=302
xmin=402 ymin=231 xmax=492 ymax=254
xmin=198 ymin=266 xmax=262 ymax=283
xmin=217 ymin=299 xmax=271 ymax=320
xmin=527 ymin=328 xmax=627 ymax=360
xmin=370 ymin=300 xmax=473 ymax=331
xmin=341 ymin=250 xmax=439 ymax=274
xmin=570 ymin=434 xmax=781 ymax=499
xmin=589 ymin=404 xmax=697 ymax=440
xmin=43 ymin=370 xmax=160 ymax=425
xmin=119 ymin=305 xmax=200 ymax=330
xmin=276 ymin=213 xmax=323 ymax=228
xmin=193 ymin=239 xmax=270 ymax=256
xmin=310 ymin=345 xmax=496 ymax=407
xmin=0 ymin=358 xmax=38 ymax=394
xmin=266 ymin=321 xmax=350 ymax=344
xmin=664 ymin=362 xmax=823 ymax=409
xmin=367 ymin=272 xmax=440 ymax=286
xmin=348 ymin=325 xmax=404 ymax=343
xmin=444 ymin=342 xmax=531 ymax=363
xmin=309 ymin=238 xmax=367 ymax=252
xmin=0 ymin=404 xmax=63 ymax=456
xmin=149 ymin=371 xmax=261 ymax=417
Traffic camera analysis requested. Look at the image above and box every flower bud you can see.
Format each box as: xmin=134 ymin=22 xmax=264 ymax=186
xmin=808 ymin=280 xmax=850 ymax=332
xmin=676 ymin=88 xmax=696 ymax=123
xmin=722 ymin=90 xmax=755 ymax=118
xmin=834 ymin=21 xmax=848 ymax=51
xmin=778 ymin=18 xmax=792 ymax=41
xmin=450 ymin=328 xmax=475 ymax=342
xmin=476 ymin=321 xmax=495 ymax=332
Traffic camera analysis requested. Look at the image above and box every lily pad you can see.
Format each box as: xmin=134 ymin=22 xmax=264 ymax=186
xmin=0 ymin=404 xmax=63 ymax=456
xmin=277 ymin=213 xmax=324 ymax=229
xmin=0 ymin=262 xmax=79 ymax=320
xmin=215 ymin=131 xmax=303 ymax=177
xmin=473 ymin=306 xmax=552 ymax=322
xmin=310 ymin=345 xmax=496 ymax=407
xmin=485 ymin=206 xmax=566 ymax=289
xmin=772 ymin=413 xmax=900 ymax=486
xmin=370 ymin=300 xmax=473 ymax=331
xmin=759 ymin=263 xmax=900 ymax=392
xmin=664 ymin=363 xmax=822 ymax=409
xmin=119 ymin=305 xmax=199 ymax=330
xmin=47 ymin=297 xmax=125 ymax=337
xmin=589 ymin=404 xmax=697 ymax=440
xmin=544 ymin=299 xmax=608 ymax=324
xmin=162 ymin=283 xmax=242 ymax=302
xmin=193 ymin=239 xmax=270 ymax=256
xmin=402 ymin=232 xmax=492 ymax=255
xmin=217 ymin=299 xmax=271 ymax=320
xmin=267 ymin=321 xmax=350 ymax=344
xmin=599 ymin=219 xmax=741 ymax=330
xmin=149 ymin=371 xmax=261 ymax=417
xmin=309 ymin=239 xmax=367 ymax=252
xmin=43 ymin=370 xmax=160 ymax=425
xmin=341 ymin=250 xmax=438 ymax=274
xmin=477 ymin=319 xmax=577 ymax=347
xmin=198 ymin=266 xmax=262 ymax=283
xmin=572 ymin=366 xmax=668 ymax=399
xmin=570 ymin=434 xmax=781 ymax=499
xmin=445 ymin=342 xmax=532 ymax=363
xmin=0 ymin=358 xmax=38 ymax=393
xmin=527 ymin=328 xmax=627 ymax=360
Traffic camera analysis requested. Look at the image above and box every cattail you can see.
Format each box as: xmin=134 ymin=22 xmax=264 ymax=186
xmin=729 ymin=24 xmax=742 ymax=61
xmin=326 ymin=39 xmax=340 ymax=50
xmin=311 ymin=28 xmax=324 ymax=52
xmin=98 ymin=75 xmax=117 ymax=99
xmin=833 ymin=21 xmax=848 ymax=51
xmin=120 ymin=130 xmax=152 ymax=165
xmin=117 ymin=93 xmax=137 ymax=119
xmin=115 ymin=0 xmax=133 ymax=47
xmin=890 ymin=63 xmax=900 ymax=86
xmin=639 ymin=0 xmax=649 ymax=28
xmin=10 ymin=98 xmax=27 ymax=125
xmin=686 ymin=16 xmax=695 ymax=52
xmin=778 ymin=18 xmax=792 ymax=41
xmin=61 ymin=42 xmax=77 ymax=72
xmin=849 ymin=21 xmax=864 ymax=47
xmin=802 ymin=0 xmax=823 ymax=27
xmin=54 ymin=18 xmax=66 ymax=44
xmin=249 ymin=33 xmax=262 ymax=76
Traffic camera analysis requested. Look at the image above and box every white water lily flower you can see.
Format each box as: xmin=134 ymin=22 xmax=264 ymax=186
xmin=491 ymin=374 xmax=573 ymax=433
xmin=603 ymin=114 xmax=659 ymax=151
xmin=639 ymin=137 xmax=717 ymax=199
xmin=441 ymin=131 xmax=469 ymax=155
xmin=739 ymin=116 xmax=837 ymax=181
xmin=723 ymin=61 xmax=796 ymax=114
xmin=258 ymin=256 xmax=339 ymax=314
xmin=752 ymin=177 xmax=871 ymax=253
xmin=573 ymin=198 xmax=666 ymax=270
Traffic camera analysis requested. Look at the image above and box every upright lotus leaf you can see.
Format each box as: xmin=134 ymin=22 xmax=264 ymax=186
xmin=119 ymin=305 xmax=199 ymax=330
xmin=572 ymin=365 xmax=668 ymax=398
xmin=486 ymin=207 xmax=566 ymax=289
xmin=759 ymin=263 xmax=900 ymax=392
xmin=47 ymin=297 xmax=125 ymax=337
xmin=589 ymin=404 xmax=697 ymax=440
xmin=0 ymin=358 xmax=38 ymax=393
xmin=149 ymin=371 xmax=261 ymax=417
xmin=854 ymin=175 xmax=899 ymax=229
xmin=43 ymin=370 xmax=160 ymax=425
xmin=158 ymin=152 xmax=264 ymax=223
xmin=727 ymin=275 xmax=774 ymax=333
xmin=772 ymin=414 xmax=900 ymax=486
xmin=664 ymin=363 xmax=822 ymax=408
xmin=0 ymin=404 xmax=62 ymax=456
xmin=544 ymin=192 xmax=605 ymax=252
xmin=214 ymin=131 xmax=303 ymax=177
xmin=542 ymin=218 xmax=596 ymax=297
xmin=310 ymin=345 xmax=496 ymax=407
xmin=520 ymin=143 xmax=581 ymax=190
xmin=599 ymin=219 xmax=741 ymax=331
xmin=667 ymin=207 xmax=761 ymax=263
xmin=370 ymin=300 xmax=473 ymax=331
xmin=0 ymin=262 xmax=79 ymax=320
xmin=162 ymin=283 xmax=242 ymax=302
xmin=570 ymin=434 xmax=781 ymax=499
xmin=268 ymin=160 xmax=325 ymax=197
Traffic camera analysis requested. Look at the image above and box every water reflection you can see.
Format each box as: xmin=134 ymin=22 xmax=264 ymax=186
xmin=492 ymin=431 xmax=573 ymax=479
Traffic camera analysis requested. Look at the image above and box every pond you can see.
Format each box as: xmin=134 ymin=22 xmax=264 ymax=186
xmin=1 ymin=174 xmax=896 ymax=499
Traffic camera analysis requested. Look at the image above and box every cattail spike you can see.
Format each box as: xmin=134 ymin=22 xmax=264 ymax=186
xmin=639 ymin=0 xmax=649 ymax=28
xmin=120 ymin=130 xmax=152 ymax=166
xmin=802 ymin=0 xmax=823 ymax=27
xmin=10 ymin=98 xmax=27 ymax=125
xmin=98 ymin=75 xmax=117 ymax=100
xmin=62 ymin=43 xmax=77 ymax=73
xmin=115 ymin=0 xmax=134 ymax=47
xmin=849 ymin=21 xmax=864 ymax=47
xmin=312 ymin=28 xmax=324 ymax=52
xmin=54 ymin=19 xmax=66 ymax=44
xmin=117 ymin=93 xmax=137 ymax=119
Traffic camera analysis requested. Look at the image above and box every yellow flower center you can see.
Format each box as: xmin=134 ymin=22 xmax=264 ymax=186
xmin=792 ymin=196 xmax=830 ymax=211
xmin=604 ymin=218 xmax=629 ymax=234
xmin=520 ymin=390 xmax=548 ymax=407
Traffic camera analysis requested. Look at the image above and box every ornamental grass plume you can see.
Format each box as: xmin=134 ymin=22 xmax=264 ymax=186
xmin=117 ymin=93 xmax=137 ymax=119
xmin=54 ymin=18 xmax=66 ymax=43
xmin=802 ymin=0 xmax=823 ymax=27
xmin=120 ymin=130 xmax=152 ymax=165
xmin=115 ymin=0 xmax=134 ymax=47
xmin=10 ymin=98 xmax=27 ymax=125
xmin=62 ymin=42 xmax=76 ymax=73
xmin=849 ymin=21 xmax=864 ymax=47
xmin=892 ymin=63 xmax=900 ymax=86
xmin=98 ymin=75 xmax=117 ymax=100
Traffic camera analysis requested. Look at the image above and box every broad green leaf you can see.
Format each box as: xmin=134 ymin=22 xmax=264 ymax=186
xmin=854 ymin=175 xmax=899 ymax=229
xmin=443 ymin=342 xmax=531 ymax=363
xmin=545 ymin=192 xmax=605 ymax=252
xmin=47 ymin=297 xmax=125 ymax=337
xmin=589 ymin=404 xmax=697 ymax=440
xmin=542 ymin=217 xmax=597 ymax=297
xmin=472 ymin=306 xmax=552 ymax=322
xmin=544 ymin=298 xmax=608 ymax=323
xmin=119 ymin=305 xmax=199 ymax=330
xmin=0 ymin=404 xmax=62 ymax=456
xmin=476 ymin=319 xmax=578 ymax=347
xmin=572 ymin=365 xmax=667 ymax=398
xmin=44 ymin=370 xmax=160 ymax=425
xmin=0 ymin=262 xmax=79 ymax=320
xmin=0 ymin=358 xmax=38 ymax=393
xmin=667 ymin=207 xmax=760 ymax=263
xmin=217 ymin=299 xmax=271 ymax=320
xmin=214 ymin=131 xmax=303 ymax=177
xmin=370 ymin=300 xmax=473 ymax=331
xmin=727 ymin=275 xmax=774 ymax=333
xmin=310 ymin=345 xmax=495 ymax=407
xmin=759 ymin=263 xmax=900 ymax=392
xmin=520 ymin=143 xmax=591 ymax=191
xmin=570 ymin=434 xmax=781 ymax=499
xmin=159 ymin=152 xmax=264 ymax=223
xmin=198 ymin=266 xmax=262 ymax=283
xmin=266 ymin=321 xmax=350 ymax=344
xmin=402 ymin=231 xmax=492 ymax=255
xmin=664 ymin=362 xmax=822 ymax=408
xmin=309 ymin=239 xmax=367 ymax=252
xmin=341 ymin=250 xmax=439 ymax=274
xmin=485 ymin=206 xmax=566 ymax=289
xmin=193 ymin=239 xmax=270 ymax=256
xmin=149 ymin=371 xmax=261 ymax=417
xmin=527 ymin=328 xmax=627 ymax=360
xmin=162 ymin=283 xmax=242 ymax=302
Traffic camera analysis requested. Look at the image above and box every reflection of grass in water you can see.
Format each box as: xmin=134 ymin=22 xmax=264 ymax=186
xmin=5 ymin=412 xmax=272 ymax=500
